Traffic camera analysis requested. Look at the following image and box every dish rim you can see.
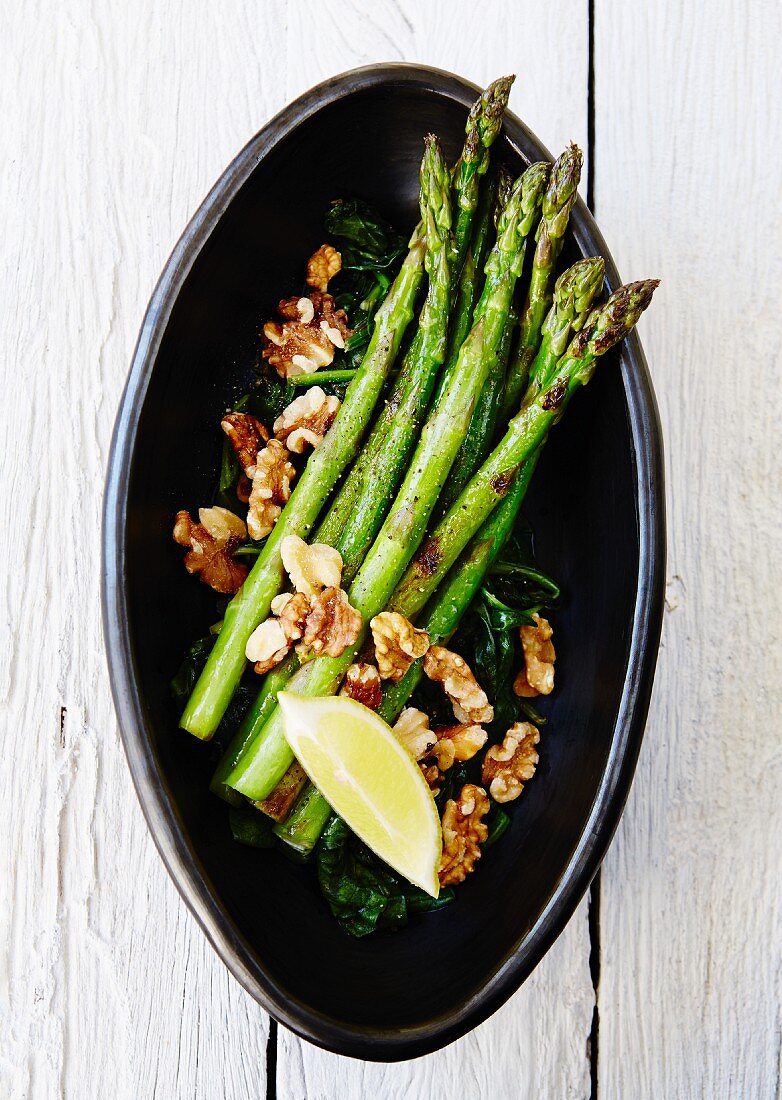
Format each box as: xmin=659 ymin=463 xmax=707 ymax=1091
xmin=101 ymin=62 xmax=666 ymax=1061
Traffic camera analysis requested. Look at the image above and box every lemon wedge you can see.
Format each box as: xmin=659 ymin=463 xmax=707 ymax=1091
xmin=278 ymin=692 xmax=442 ymax=896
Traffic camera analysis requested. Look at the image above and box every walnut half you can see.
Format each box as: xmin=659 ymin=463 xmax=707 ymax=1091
xmin=262 ymin=292 xmax=349 ymax=379
xmin=423 ymin=646 xmax=494 ymax=724
xmin=370 ymin=611 xmax=430 ymax=681
xmin=281 ymin=535 xmax=343 ymax=595
xmin=247 ymin=439 xmax=296 ymax=540
xmin=341 ymin=663 xmax=383 ymax=710
xmin=439 ymin=784 xmax=490 ymax=887
xmin=298 ymin=587 xmax=362 ymax=660
xmin=273 ymin=387 xmax=341 ymax=453
xmin=513 ymin=613 xmax=556 ymax=697
xmin=173 ymin=507 xmax=248 ymax=594
xmin=306 ymin=244 xmax=342 ymax=292
xmin=430 ymin=723 xmax=488 ymax=771
xmin=482 ymin=722 xmax=540 ymax=803
xmin=393 ymin=707 xmax=436 ymax=761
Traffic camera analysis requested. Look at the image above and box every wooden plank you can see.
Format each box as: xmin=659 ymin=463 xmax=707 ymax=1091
xmin=0 ymin=2 xmax=288 ymax=1095
xmin=594 ymin=2 xmax=782 ymax=1097
xmin=276 ymin=2 xmax=594 ymax=1095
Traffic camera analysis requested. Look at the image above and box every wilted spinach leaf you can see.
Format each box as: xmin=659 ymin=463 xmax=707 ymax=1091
xmin=229 ymin=805 xmax=276 ymax=849
xmin=324 ymin=199 xmax=406 ymax=269
xmin=317 ymin=816 xmax=454 ymax=937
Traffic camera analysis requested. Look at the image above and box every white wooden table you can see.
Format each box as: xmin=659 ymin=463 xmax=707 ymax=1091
xmin=3 ymin=2 xmax=780 ymax=1096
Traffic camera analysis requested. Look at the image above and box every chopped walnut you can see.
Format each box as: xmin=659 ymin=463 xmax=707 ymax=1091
xmin=247 ymin=439 xmax=296 ymax=540
xmin=341 ymin=663 xmax=383 ymax=710
xmin=298 ymin=586 xmax=362 ymax=659
xmin=370 ymin=612 xmax=430 ymax=681
xmin=306 ymin=243 xmax=341 ymax=292
xmin=273 ymin=387 xmax=341 ymax=453
xmin=276 ymin=591 xmax=311 ymax=643
xmin=423 ymin=646 xmax=494 ymax=724
xmin=262 ymin=291 xmax=349 ymax=379
xmin=281 ymin=534 xmax=343 ymax=595
xmin=430 ymin=723 xmax=488 ymax=771
xmin=393 ymin=708 xmax=436 ymax=761
xmin=245 ymin=617 xmax=290 ymax=674
xmin=220 ymin=411 xmax=269 ymax=476
xmin=438 ymin=784 xmax=490 ymax=887
xmin=420 ymin=763 xmax=443 ymax=795
xmin=173 ymin=507 xmax=248 ymax=594
xmin=513 ymin=613 xmax=556 ymax=697
xmin=482 ymin=722 xmax=540 ymax=803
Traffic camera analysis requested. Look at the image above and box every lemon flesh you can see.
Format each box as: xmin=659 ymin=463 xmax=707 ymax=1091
xmin=278 ymin=692 xmax=441 ymax=897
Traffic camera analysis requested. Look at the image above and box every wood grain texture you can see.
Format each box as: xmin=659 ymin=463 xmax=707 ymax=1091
xmin=0 ymin=1 xmax=289 ymax=1095
xmin=594 ymin=2 xmax=782 ymax=1098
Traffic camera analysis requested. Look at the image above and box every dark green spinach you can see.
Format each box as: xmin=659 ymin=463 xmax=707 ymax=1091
xmin=317 ymin=816 xmax=454 ymax=937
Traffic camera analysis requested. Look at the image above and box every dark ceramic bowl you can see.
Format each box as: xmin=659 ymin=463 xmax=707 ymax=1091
xmin=102 ymin=64 xmax=665 ymax=1060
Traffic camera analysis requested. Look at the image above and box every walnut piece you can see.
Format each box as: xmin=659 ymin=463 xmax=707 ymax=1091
xmin=173 ymin=507 xmax=248 ymax=594
xmin=262 ymin=291 xmax=349 ymax=379
xmin=341 ymin=663 xmax=383 ymax=710
xmin=281 ymin=534 xmax=343 ymax=595
xmin=247 ymin=439 xmax=296 ymax=540
xmin=245 ymin=617 xmax=290 ymax=674
xmin=370 ymin=611 xmax=430 ymax=681
xmin=423 ymin=646 xmax=494 ymax=724
xmin=438 ymin=784 xmax=490 ymax=887
xmin=482 ymin=722 xmax=540 ymax=803
xmin=306 ymin=243 xmax=342 ymax=292
xmin=298 ymin=586 xmax=362 ymax=659
xmin=220 ymin=411 xmax=269 ymax=475
xmin=276 ymin=591 xmax=311 ymax=643
xmin=430 ymin=723 xmax=488 ymax=771
xmin=273 ymin=387 xmax=341 ymax=453
xmin=393 ymin=708 xmax=436 ymax=761
xmin=513 ymin=613 xmax=556 ymax=697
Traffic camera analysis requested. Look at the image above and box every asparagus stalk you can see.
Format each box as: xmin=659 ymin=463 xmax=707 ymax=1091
xmin=284 ymin=258 xmax=608 ymax=849
xmin=391 ymin=279 xmax=660 ymax=620
xmin=330 ymin=135 xmax=453 ymax=582
xmin=226 ymin=164 xmax=549 ymax=801
xmin=179 ymin=155 xmax=431 ymax=740
xmin=450 ymin=76 xmax=515 ymax=272
xmin=501 ymin=144 xmax=583 ymax=419
xmin=315 ymin=90 xmax=512 ymax=552
xmin=436 ymin=299 xmax=518 ymax=516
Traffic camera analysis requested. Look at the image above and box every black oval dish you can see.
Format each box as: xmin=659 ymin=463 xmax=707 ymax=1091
xmin=102 ymin=64 xmax=665 ymax=1060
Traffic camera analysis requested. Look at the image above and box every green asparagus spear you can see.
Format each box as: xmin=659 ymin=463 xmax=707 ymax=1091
xmin=331 ymin=135 xmax=452 ymax=582
xmin=377 ymin=262 xmax=606 ymax=720
xmin=450 ymin=76 xmax=515 ymax=272
xmin=391 ymin=279 xmax=659 ymax=620
xmin=179 ymin=156 xmax=432 ymax=740
xmin=225 ymin=164 xmax=549 ymax=801
xmin=501 ymin=144 xmax=583 ymax=419
xmin=315 ymin=91 xmax=512 ymax=552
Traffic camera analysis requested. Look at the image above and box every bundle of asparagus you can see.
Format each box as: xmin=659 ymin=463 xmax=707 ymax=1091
xmin=172 ymin=77 xmax=658 ymax=935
